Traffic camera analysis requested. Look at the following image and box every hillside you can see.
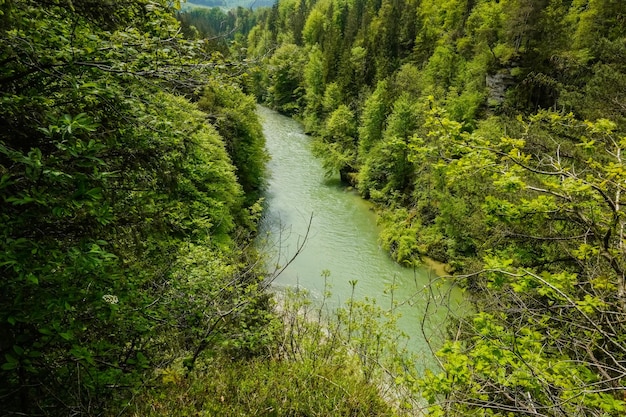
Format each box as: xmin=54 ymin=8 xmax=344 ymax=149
xmin=184 ymin=0 xmax=276 ymax=10
xmin=3 ymin=0 xmax=626 ymax=415
xmin=241 ymin=0 xmax=626 ymax=415
xmin=0 ymin=1 xmax=411 ymax=415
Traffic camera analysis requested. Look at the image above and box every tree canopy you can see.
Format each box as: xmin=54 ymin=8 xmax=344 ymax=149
xmin=0 ymin=0 xmax=270 ymax=414
xmin=242 ymin=0 xmax=626 ymax=414
xmin=5 ymin=0 xmax=626 ymax=414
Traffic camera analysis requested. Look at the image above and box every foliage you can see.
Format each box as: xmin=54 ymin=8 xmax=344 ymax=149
xmin=302 ymin=45 xmax=326 ymax=132
xmin=313 ymin=104 xmax=358 ymax=180
xmin=177 ymin=5 xmax=263 ymax=53
xmin=244 ymin=0 xmax=626 ymax=161
xmin=185 ymin=0 xmax=277 ymax=9
xmin=197 ymin=79 xmax=269 ymax=208
xmin=127 ymin=280 xmax=422 ymax=417
xmin=130 ymin=355 xmax=393 ymax=416
xmin=266 ymin=43 xmax=307 ymax=114
xmin=233 ymin=0 xmax=626 ymax=414
xmin=414 ymin=111 xmax=626 ymax=416
xmin=377 ymin=208 xmax=423 ymax=265
xmin=0 ymin=1 xmax=271 ymax=415
xmin=358 ymin=80 xmax=391 ymax=157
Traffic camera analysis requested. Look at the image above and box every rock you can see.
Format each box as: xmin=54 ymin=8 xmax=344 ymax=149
xmin=486 ymin=68 xmax=515 ymax=107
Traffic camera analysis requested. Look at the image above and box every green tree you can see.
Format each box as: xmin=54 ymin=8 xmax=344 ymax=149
xmin=198 ymin=80 xmax=269 ymax=208
xmin=417 ymin=111 xmax=626 ymax=417
xmin=314 ymin=104 xmax=358 ymax=181
xmin=0 ymin=1 xmax=269 ymax=414
xmin=322 ymin=81 xmax=343 ymax=114
xmin=302 ymin=45 xmax=326 ymax=132
xmin=358 ymin=79 xmax=391 ymax=157
xmin=302 ymin=7 xmax=327 ymax=45
xmin=358 ymin=94 xmax=421 ymax=200
xmin=266 ymin=43 xmax=306 ymax=114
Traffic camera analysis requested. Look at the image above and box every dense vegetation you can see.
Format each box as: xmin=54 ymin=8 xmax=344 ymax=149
xmin=184 ymin=0 xmax=276 ymax=10
xmin=177 ymin=5 xmax=262 ymax=50
xmin=6 ymin=0 xmax=626 ymax=415
xmin=0 ymin=1 xmax=409 ymax=416
xmin=239 ymin=0 xmax=626 ymax=415
xmin=0 ymin=0 xmax=274 ymax=413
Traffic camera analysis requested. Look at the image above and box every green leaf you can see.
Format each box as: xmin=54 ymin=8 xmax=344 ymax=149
xmin=59 ymin=332 xmax=73 ymax=341
xmin=4 ymin=353 xmax=18 ymax=364
xmin=26 ymin=274 xmax=38 ymax=285
xmin=0 ymin=173 xmax=12 ymax=189
xmin=1 ymin=362 xmax=18 ymax=371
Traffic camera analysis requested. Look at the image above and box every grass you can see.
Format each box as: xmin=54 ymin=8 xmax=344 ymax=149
xmin=130 ymin=355 xmax=396 ymax=416
xmin=125 ymin=287 xmax=423 ymax=416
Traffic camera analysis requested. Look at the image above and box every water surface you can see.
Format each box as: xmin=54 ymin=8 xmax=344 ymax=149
xmin=257 ymin=106 xmax=458 ymax=363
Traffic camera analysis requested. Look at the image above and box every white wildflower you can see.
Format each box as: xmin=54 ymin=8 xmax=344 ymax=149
xmin=102 ymin=294 xmax=119 ymax=304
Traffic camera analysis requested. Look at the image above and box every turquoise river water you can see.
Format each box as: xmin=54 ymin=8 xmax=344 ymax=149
xmin=256 ymin=106 xmax=461 ymax=366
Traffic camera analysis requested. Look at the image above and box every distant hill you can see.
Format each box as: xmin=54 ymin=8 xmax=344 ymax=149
xmin=184 ymin=0 xmax=276 ymax=9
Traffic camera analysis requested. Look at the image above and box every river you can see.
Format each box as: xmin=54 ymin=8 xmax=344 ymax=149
xmin=256 ymin=106 xmax=458 ymax=366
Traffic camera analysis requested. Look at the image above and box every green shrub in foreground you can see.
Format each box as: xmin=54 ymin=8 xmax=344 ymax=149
xmin=127 ymin=283 xmax=426 ymax=416
xmin=130 ymin=356 xmax=395 ymax=417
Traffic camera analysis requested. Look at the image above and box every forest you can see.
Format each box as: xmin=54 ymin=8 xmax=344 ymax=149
xmin=237 ymin=0 xmax=626 ymax=415
xmin=246 ymin=0 xmax=626 ymax=267
xmin=0 ymin=1 xmax=405 ymax=416
xmin=2 ymin=0 xmax=626 ymax=416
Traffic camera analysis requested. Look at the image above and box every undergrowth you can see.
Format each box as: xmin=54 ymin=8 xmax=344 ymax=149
xmin=126 ymin=283 xmax=425 ymax=416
